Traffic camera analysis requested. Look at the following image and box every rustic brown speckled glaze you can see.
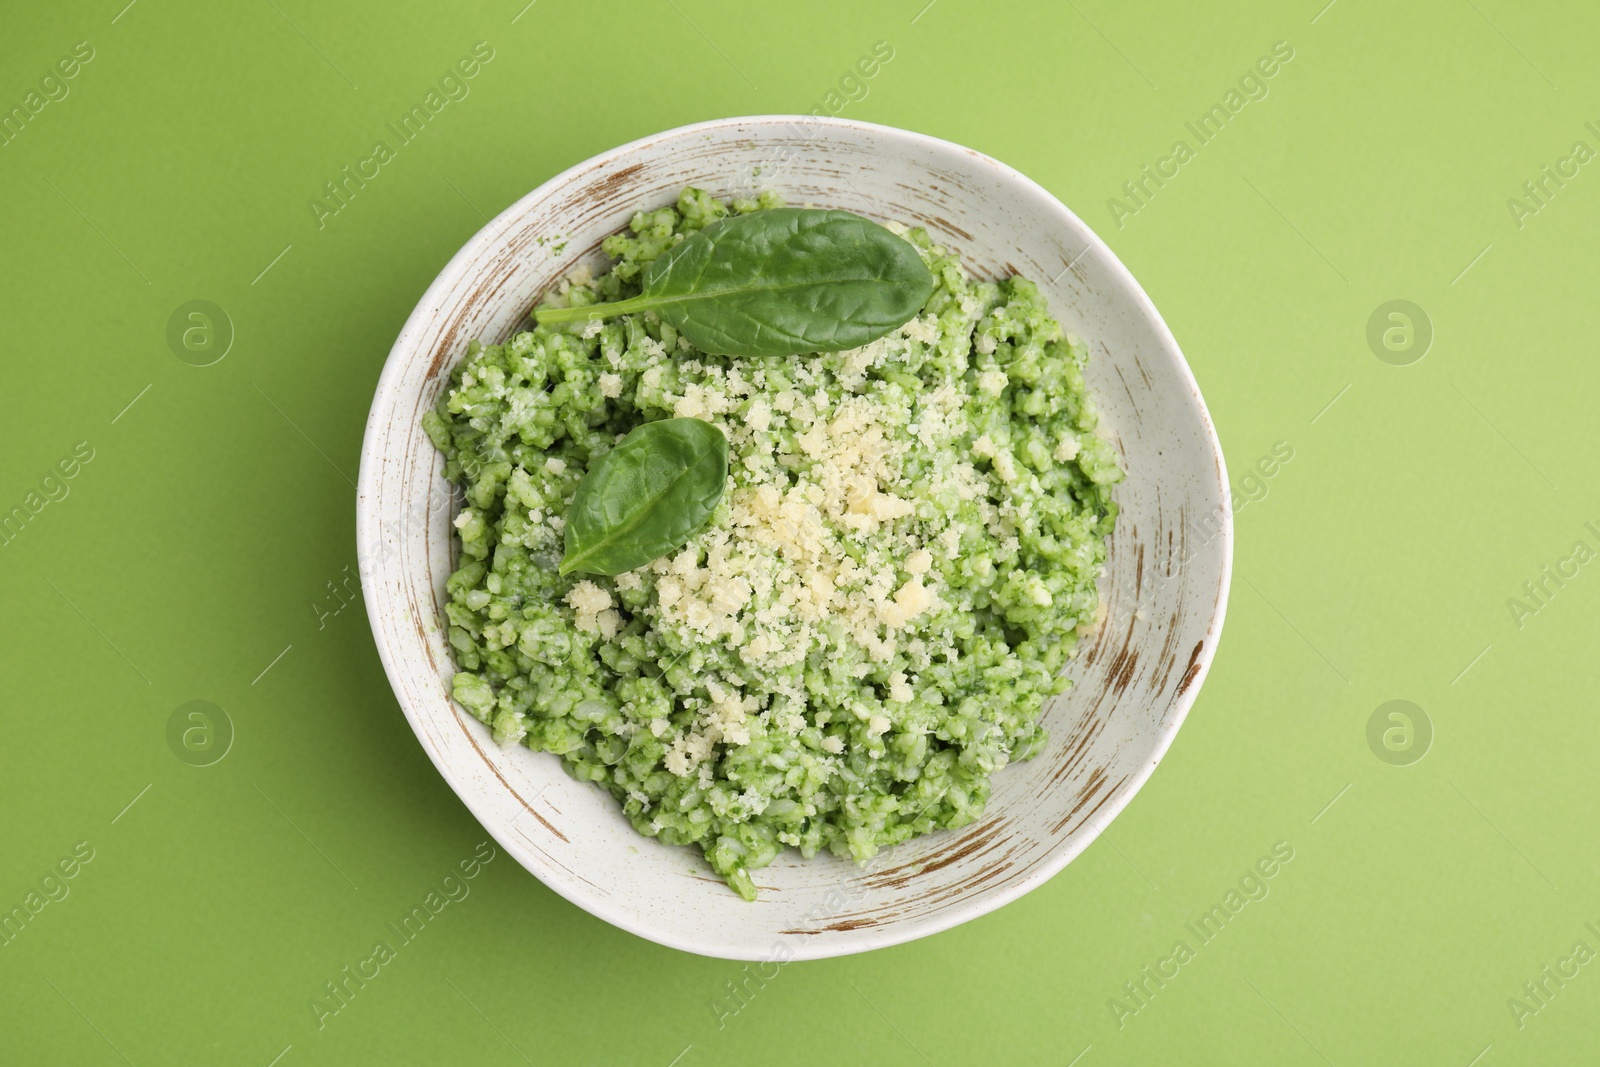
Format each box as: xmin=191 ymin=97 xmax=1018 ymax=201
xmin=356 ymin=117 xmax=1232 ymax=960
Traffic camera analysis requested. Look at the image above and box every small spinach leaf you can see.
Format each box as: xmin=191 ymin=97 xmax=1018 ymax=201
xmin=559 ymin=418 xmax=728 ymax=577
xmin=535 ymin=208 xmax=934 ymax=357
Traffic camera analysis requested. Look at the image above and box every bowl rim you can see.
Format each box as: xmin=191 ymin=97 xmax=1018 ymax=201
xmin=357 ymin=113 xmax=1233 ymax=959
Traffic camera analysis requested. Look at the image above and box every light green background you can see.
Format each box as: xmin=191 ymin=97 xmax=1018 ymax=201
xmin=3 ymin=0 xmax=1596 ymax=1063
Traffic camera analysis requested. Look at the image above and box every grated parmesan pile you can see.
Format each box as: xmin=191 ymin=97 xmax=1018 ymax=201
xmin=425 ymin=188 xmax=1122 ymax=899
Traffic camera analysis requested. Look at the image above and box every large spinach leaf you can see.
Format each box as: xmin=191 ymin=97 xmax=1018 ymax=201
xmin=536 ymin=208 xmax=934 ymax=357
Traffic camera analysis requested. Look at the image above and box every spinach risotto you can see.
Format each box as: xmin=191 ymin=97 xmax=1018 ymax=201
xmin=423 ymin=188 xmax=1123 ymax=899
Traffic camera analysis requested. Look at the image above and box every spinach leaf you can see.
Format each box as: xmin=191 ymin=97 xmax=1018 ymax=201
xmin=559 ymin=418 xmax=728 ymax=577
xmin=535 ymin=208 xmax=934 ymax=357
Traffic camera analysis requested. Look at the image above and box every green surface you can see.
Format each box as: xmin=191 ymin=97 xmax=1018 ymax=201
xmin=2 ymin=0 xmax=1596 ymax=1063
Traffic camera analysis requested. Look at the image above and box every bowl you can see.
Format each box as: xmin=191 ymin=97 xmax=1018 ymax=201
xmin=356 ymin=115 xmax=1232 ymax=960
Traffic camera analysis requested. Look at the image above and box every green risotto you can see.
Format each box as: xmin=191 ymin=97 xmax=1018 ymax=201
xmin=423 ymin=188 xmax=1123 ymax=898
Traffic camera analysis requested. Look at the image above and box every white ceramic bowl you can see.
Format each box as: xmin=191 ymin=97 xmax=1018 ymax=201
xmin=356 ymin=116 xmax=1231 ymax=960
